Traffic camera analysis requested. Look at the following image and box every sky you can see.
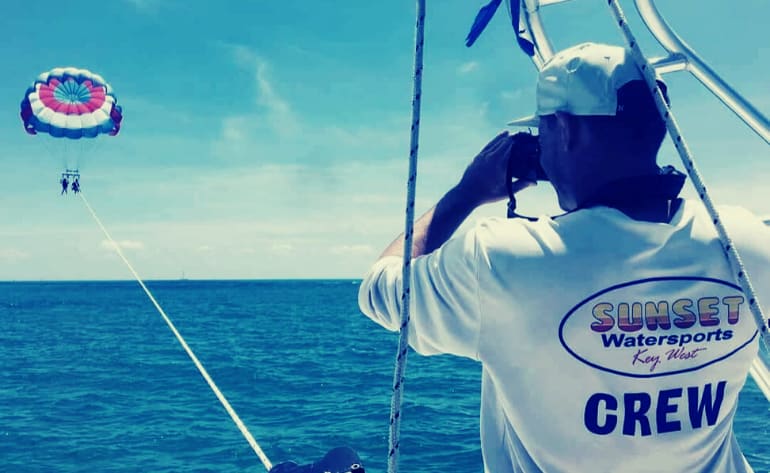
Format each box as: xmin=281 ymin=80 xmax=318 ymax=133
xmin=0 ymin=0 xmax=767 ymax=281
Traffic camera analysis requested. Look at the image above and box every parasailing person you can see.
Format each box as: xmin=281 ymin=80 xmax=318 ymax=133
xmin=20 ymin=66 xmax=123 ymax=195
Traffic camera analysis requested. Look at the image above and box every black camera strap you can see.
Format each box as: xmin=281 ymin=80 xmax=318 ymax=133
xmin=506 ymin=193 xmax=537 ymax=221
xmin=505 ymin=131 xmax=545 ymax=221
xmin=507 ymin=165 xmax=686 ymax=224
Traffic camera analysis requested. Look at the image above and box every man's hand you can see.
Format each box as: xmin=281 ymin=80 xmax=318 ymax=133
xmin=377 ymin=131 xmax=537 ymax=260
xmin=455 ymin=131 xmax=536 ymax=206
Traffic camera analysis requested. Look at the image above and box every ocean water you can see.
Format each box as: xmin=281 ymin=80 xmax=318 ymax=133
xmin=1 ymin=280 xmax=769 ymax=473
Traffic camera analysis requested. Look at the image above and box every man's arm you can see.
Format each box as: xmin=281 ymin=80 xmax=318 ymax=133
xmin=379 ymin=131 xmax=536 ymax=259
xmin=360 ymin=131 xmax=536 ymax=356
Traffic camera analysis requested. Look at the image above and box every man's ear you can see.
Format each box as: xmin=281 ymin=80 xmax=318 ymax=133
xmin=554 ymin=112 xmax=577 ymax=152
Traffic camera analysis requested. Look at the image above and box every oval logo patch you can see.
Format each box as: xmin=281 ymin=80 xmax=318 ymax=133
xmin=558 ymin=277 xmax=757 ymax=378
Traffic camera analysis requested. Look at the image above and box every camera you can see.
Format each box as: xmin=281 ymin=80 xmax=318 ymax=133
xmin=507 ymin=131 xmax=548 ymax=182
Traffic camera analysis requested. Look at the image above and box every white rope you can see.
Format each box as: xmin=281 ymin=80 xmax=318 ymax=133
xmin=749 ymin=356 xmax=770 ymax=400
xmin=77 ymin=191 xmax=273 ymax=472
xmin=607 ymin=1 xmax=770 ymax=352
xmin=389 ymin=1 xmax=426 ymax=472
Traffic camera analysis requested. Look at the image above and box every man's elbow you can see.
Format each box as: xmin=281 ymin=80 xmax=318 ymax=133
xmin=357 ymin=266 xmax=402 ymax=332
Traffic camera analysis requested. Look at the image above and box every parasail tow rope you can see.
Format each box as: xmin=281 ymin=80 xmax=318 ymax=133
xmin=77 ymin=191 xmax=273 ymax=472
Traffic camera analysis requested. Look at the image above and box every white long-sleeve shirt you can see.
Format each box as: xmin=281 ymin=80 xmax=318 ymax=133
xmin=359 ymin=200 xmax=770 ymax=472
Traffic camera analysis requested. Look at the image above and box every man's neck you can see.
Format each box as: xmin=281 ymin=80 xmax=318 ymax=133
xmin=574 ymin=166 xmax=686 ymax=223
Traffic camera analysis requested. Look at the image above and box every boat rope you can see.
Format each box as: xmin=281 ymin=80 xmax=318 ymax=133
xmin=606 ymin=0 xmax=770 ymax=359
xmin=77 ymin=191 xmax=273 ymax=472
xmin=389 ymin=1 xmax=426 ymax=472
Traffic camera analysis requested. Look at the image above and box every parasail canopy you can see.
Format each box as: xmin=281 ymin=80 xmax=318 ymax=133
xmin=20 ymin=67 xmax=123 ymax=139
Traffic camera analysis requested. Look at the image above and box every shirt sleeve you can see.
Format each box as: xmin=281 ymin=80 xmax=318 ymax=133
xmin=358 ymin=229 xmax=482 ymax=360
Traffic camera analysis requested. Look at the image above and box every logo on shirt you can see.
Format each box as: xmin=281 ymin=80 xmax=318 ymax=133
xmin=559 ymin=277 xmax=757 ymax=377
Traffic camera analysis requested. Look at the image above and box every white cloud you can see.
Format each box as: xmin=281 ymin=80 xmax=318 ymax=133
xmin=221 ymin=43 xmax=300 ymax=137
xmin=221 ymin=116 xmax=250 ymax=141
xmin=0 ymin=248 xmax=28 ymax=261
xmin=101 ymin=240 xmax=145 ymax=251
xmin=271 ymin=242 xmax=294 ymax=253
xmin=254 ymin=63 xmax=294 ymax=127
xmin=458 ymin=61 xmax=479 ymax=74
xmin=500 ymin=89 xmax=524 ymax=101
xmin=330 ymin=244 xmax=374 ymax=256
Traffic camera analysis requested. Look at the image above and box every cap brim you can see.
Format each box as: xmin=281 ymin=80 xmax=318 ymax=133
xmin=506 ymin=114 xmax=540 ymax=127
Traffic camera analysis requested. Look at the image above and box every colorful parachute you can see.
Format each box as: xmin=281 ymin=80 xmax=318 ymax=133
xmin=20 ymin=67 xmax=123 ymax=139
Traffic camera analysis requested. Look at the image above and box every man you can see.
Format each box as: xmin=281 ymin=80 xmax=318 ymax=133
xmin=358 ymin=42 xmax=770 ymax=472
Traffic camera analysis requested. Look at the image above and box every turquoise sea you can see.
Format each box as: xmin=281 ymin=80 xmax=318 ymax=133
xmin=1 ymin=280 xmax=769 ymax=472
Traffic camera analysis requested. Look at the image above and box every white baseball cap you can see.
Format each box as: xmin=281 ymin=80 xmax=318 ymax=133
xmin=508 ymin=42 xmax=664 ymax=127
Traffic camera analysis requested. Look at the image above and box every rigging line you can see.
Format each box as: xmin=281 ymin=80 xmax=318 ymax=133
xmin=607 ymin=0 xmax=770 ymax=393
xmin=749 ymin=357 xmax=770 ymax=401
xmin=77 ymin=191 xmax=273 ymax=472
xmin=389 ymin=1 xmax=426 ymax=473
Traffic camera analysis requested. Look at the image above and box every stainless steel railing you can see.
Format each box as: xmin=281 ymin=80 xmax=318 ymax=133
xmin=515 ymin=0 xmax=769 ymax=143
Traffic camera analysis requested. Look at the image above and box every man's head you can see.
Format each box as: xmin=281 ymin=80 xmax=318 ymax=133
xmin=509 ymin=42 xmax=669 ymax=210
